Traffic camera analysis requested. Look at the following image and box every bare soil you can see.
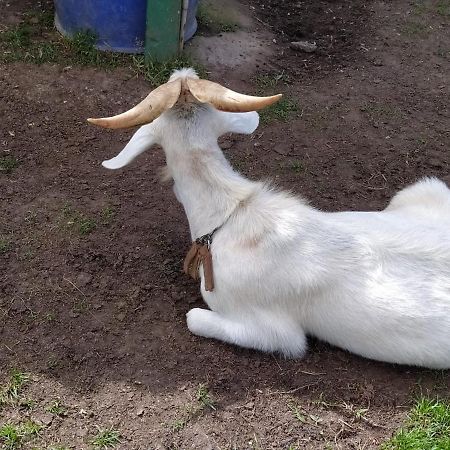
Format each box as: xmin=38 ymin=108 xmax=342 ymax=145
xmin=1 ymin=0 xmax=449 ymax=449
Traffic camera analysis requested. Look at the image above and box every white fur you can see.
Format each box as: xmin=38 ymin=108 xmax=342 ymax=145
xmin=103 ymin=69 xmax=450 ymax=369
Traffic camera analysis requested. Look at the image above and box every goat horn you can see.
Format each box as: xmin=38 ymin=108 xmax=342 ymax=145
xmin=87 ymin=79 xmax=182 ymax=129
xmin=186 ymin=78 xmax=282 ymax=113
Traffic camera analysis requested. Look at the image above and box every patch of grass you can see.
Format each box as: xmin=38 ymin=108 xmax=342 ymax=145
xmin=360 ymin=102 xmax=401 ymax=123
xmin=259 ymin=97 xmax=299 ymax=124
xmin=170 ymin=384 xmax=216 ymax=433
xmin=66 ymin=31 xmax=124 ymax=68
xmin=2 ymin=24 xmax=31 ymax=48
xmin=382 ymin=397 xmax=450 ymax=450
xmin=0 ymin=424 xmax=20 ymax=450
xmin=401 ymin=21 xmax=429 ymax=36
xmin=254 ymin=72 xmax=298 ymax=124
xmin=290 ymin=404 xmax=307 ymax=423
xmin=132 ymin=54 xmax=206 ymax=86
xmin=290 ymin=160 xmax=304 ymax=174
xmin=0 ymin=156 xmax=19 ymax=174
xmin=412 ymin=1 xmax=428 ymax=16
xmin=196 ymin=384 xmax=216 ymax=410
xmin=437 ymin=0 xmax=450 ymax=16
xmin=18 ymin=398 xmax=35 ymax=410
xmin=0 ymin=236 xmax=12 ymax=254
xmin=289 ymin=403 xmax=323 ymax=427
xmin=0 ymin=7 xmax=204 ymax=84
xmin=72 ymin=298 xmax=90 ymax=314
xmin=19 ymin=420 xmax=42 ymax=436
xmin=91 ymin=427 xmax=121 ymax=449
xmin=0 ymin=370 xmax=30 ymax=407
xmin=171 ymin=418 xmax=188 ymax=432
xmin=436 ymin=47 xmax=450 ymax=59
xmin=47 ymin=400 xmax=67 ymax=417
xmin=0 ymin=10 xmax=58 ymax=64
xmin=0 ymin=420 xmax=42 ymax=450
xmin=77 ymin=217 xmax=96 ymax=235
xmin=61 ymin=203 xmax=96 ymax=236
xmin=254 ymin=72 xmax=290 ymax=90
xmin=412 ymin=0 xmax=450 ymax=17
xmin=197 ymin=1 xmax=239 ymax=33
xmin=100 ymin=206 xmax=116 ymax=226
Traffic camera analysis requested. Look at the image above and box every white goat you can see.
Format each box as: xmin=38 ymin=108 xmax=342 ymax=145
xmin=89 ymin=68 xmax=450 ymax=369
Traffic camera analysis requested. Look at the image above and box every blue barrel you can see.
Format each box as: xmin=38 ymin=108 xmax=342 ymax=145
xmin=184 ymin=0 xmax=199 ymax=42
xmin=54 ymin=0 xmax=198 ymax=53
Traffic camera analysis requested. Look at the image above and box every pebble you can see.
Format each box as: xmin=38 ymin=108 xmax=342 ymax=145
xmin=290 ymin=40 xmax=317 ymax=53
xmin=75 ymin=272 xmax=92 ymax=287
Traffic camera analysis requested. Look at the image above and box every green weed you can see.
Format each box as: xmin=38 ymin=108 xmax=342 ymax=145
xmin=100 ymin=206 xmax=116 ymax=225
xmin=412 ymin=1 xmax=428 ymax=16
xmin=170 ymin=384 xmax=216 ymax=433
xmin=402 ymin=21 xmax=429 ymax=36
xmin=0 ymin=370 xmax=29 ymax=406
xmin=0 ymin=420 xmax=42 ymax=449
xmin=360 ymin=102 xmax=401 ymax=123
xmin=0 ymin=236 xmax=12 ymax=254
xmin=259 ymin=97 xmax=299 ymax=124
xmin=18 ymin=398 xmax=35 ymax=410
xmin=254 ymin=72 xmax=298 ymax=124
xmin=0 ymin=156 xmax=19 ymax=174
xmin=290 ymin=160 xmax=304 ymax=173
xmin=290 ymin=404 xmax=307 ymax=423
xmin=0 ymin=423 xmax=20 ymax=450
xmin=131 ymin=54 xmax=206 ymax=86
xmin=254 ymin=72 xmax=290 ymax=90
xmin=196 ymin=384 xmax=216 ymax=410
xmin=171 ymin=418 xmax=188 ymax=432
xmin=47 ymin=400 xmax=67 ymax=417
xmin=61 ymin=203 xmax=96 ymax=235
xmin=91 ymin=427 xmax=121 ymax=449
xmin=382 ymin=397 xmax=450 ymax=450
xmin=77 ymin=217 xmax=96 ymax=235
xmin=0 ymin=7 xmax=204 ymax=82
xmin=437 ymin=0 xmax=450 ymax=16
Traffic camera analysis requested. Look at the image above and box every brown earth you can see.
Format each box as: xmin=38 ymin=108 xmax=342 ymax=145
xmin=0 ymin=0 xmax=449 ymax=449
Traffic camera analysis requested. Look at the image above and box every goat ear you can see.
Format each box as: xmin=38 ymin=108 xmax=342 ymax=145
xmin=102 ymin=122 xmax=158 ymax=169
xmin=218 ymin=111 xmax=260 ymax=135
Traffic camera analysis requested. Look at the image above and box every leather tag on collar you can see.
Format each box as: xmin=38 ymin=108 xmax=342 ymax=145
xmin=183 ymin=242 xmax=214 ymax=291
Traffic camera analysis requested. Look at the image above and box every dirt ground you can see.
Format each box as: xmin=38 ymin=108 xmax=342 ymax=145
xmin=1 ymin=0 xmax=449 ymax=449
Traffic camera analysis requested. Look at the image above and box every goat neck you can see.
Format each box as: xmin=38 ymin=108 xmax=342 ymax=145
xmin=160 ymin=107 xmax=258 ymax=240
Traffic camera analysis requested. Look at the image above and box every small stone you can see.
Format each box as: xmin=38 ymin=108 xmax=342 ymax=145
xmin=76 ymin=427 xmax=89 ymax=438
xmin=10 ymin=298 xmax=27 ymax=313
xmin=75 ymin=272 xmax=92 ymax=287
xmin=32 ymin=412 xmax=53 ymax=426
xmin=290 ymin=40 xmax=317 ymax=53
xmin=136 ymin=407 xmax=145 ymax=416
